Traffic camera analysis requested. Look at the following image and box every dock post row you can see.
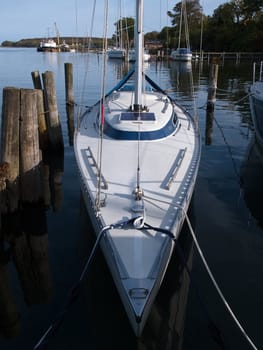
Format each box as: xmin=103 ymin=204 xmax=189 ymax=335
xmin=0 ymin=66 xmax=71 ymax=218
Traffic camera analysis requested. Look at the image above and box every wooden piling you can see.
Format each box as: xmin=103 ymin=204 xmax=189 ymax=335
xmin=1 ymin=87 xmax=20 ymax=212
xmin=31 ymin=71 xmax=48 ymax=150
xmin=64 ymin=63 xmax=74 ymax=105
xmin=42 ymin=71 xmax=64 ymax=152
xmin=36 ymin=89 xmax=48 ymax=151
xmin=20 ymin=89 xmax=43 ymax=203
xmin=207 ymin=62 xmax=219 ymax=111
xmin=31 ymin=71 xmax=43 ymax=90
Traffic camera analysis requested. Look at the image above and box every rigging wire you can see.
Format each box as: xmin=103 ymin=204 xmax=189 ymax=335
xmin=76 ymin=0 xmax=97 ymax=129
xmin=96 ymin=0 xmax=109 ymax=211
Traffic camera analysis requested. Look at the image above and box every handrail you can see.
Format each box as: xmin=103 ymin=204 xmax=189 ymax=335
xmin=86 ymin=146 xmax=108 ymax=190
xmin=164 ymin=147 xmax=187 ymax=190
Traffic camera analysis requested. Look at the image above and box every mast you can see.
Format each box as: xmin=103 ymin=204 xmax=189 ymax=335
xmin=134 ymin=0 xmax=143 ymax=111
xmin=178 ymin=0 xmax=183 ymax=49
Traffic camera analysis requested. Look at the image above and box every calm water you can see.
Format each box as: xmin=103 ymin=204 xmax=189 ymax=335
xmin=0 ymin=48 xmax=262 ymax=350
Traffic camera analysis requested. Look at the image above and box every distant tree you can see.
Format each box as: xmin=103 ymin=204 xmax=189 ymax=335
xmin=1 ymin=41 xmax=16 ymax=47
xmin=157 ymin=27 xmax=176 ymax=49
xmin=144 ymin=31 xmax=159 ymax=41
xmin=239 ymin=0 xmax=263 ymax=21
xmin=203 ymin=0 xmax=263 ymax=51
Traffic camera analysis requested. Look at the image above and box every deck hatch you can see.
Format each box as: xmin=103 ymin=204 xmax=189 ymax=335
xmin=129 ymin=288 xmax=149 ymax=299
xmin=120 ymin=112 xmax=156 ymax=122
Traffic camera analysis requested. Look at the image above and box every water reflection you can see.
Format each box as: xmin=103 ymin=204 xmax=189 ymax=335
xmin=170 ymin=60 xmax=192 ymax=74
xmin=66 ymin=104 xmax=75 ymax=146
xmin=240 ymin=136 xmax=263 ymax=228
xmin=169 ymin=61 xmax=194 ymax=100
xmin=0 ymin=206 xmax=51 ymax=338
xmin=0 ymin=152 xmax=64 ymax=339
xmin=140 ymin=217 xmax=194 ymax=350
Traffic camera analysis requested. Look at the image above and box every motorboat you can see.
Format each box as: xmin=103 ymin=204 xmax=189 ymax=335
xmin=37 ymin=39 xmax=57 ymax=52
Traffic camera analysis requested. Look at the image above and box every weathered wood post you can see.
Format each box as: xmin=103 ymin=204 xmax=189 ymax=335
xmin=31 ymin=71 xmax=48 ymax=151
xmin=207 ymin=61 xmax=219 ymax=111
xmin=36 ymin=89 xmax=48 ymax=151
xmin=42 ymin=71 xmax=64 ymax=152
xmin=31 ymin=71 xmax=43 ymax=90
xmin=20 ymin=89 xmax=43 ymax=203
xmin=1 ymin=87 xmax=20 ymax=212
xmin=64 ymin=62 xmax=74 ymax=105
xmin=64 ymin=63 xmax=75 ymax=144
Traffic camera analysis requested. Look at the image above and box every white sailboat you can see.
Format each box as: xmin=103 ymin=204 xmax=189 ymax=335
xmin=170 ymin=0 xmax=192 ymax=62
xmin=74 ymin=0 xmax=201 ymax=337
xmin=107 ymin=0 xmax=127 ymax=59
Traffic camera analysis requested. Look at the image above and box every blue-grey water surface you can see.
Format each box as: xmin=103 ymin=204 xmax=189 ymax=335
xmin=0 ymin=48 xmax=262 ymax=350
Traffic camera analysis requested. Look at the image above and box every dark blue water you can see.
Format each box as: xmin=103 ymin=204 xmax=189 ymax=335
xmin=0 ymin=48 xmax=262 ymax=350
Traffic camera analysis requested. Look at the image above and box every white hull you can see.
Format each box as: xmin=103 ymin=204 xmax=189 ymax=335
xmin=129 ymin=49 xmax=151 ymax=62
xmin=249 ymin=81 xmax=263 ymax=145
xmin=74 ymin=76 xmax=201 ymax=335
xmin=74 ymin=0 xmax=200 ymax=336
xmin=170 ymin=48 xmax=192 ymax=62
xmin=107 ymin=48 xmax=126 ymax=59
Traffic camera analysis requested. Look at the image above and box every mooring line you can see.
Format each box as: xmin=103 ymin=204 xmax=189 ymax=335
xmin=33 ymin=224 xmax=110 ymax=350
xmin=33 ymin=218 xmax=137 ymax=350
xmin=33 ymin=198 xmax=259 ymax=350
xmin=142 ymin=194 xmax=259 ymax=350
xmin=180 ymin=206 xmax=259 ymax=350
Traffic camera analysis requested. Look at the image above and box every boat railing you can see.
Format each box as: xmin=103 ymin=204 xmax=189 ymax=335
xmin=86 ymin=146 xmax=108 ymax=190
xmin=162 ymin=147 xmax=187 ymax=190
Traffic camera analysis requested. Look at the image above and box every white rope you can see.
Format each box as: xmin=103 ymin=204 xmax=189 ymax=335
xmin=182 ymin=206 xmax=259 ymax=350
xmin=143 ymin=194 xmax=259 ymax=350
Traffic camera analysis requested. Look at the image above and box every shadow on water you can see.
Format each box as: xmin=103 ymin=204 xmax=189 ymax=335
xmin=0 ymin=151 xmax=64 ymax=340
xmin=0 ymin=205 xmax=50 ymax=338
xmin=240 ymin=136 xmax=263 ymax=229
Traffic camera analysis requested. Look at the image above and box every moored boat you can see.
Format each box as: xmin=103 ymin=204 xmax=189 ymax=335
xmin=37 ymin=39 xmax=57 ymax=52
xmin=128 ymin=48 xmax=151 ymax=62
xmin=170 ymin=47 xmax=192 ymax=61
xmin=74 ymin=0 xmax=201 ymax=336
xmin=249 ymin=61 xmax=263 ymax=145
xmin=107 ymin=47 xmax=127 ymax=59
xmin=170 ymin=0 xmax=192 ymax=62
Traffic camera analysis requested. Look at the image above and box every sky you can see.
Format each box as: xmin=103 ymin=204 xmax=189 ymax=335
xmin=0 ymin=0 xmax=227 ymax=43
